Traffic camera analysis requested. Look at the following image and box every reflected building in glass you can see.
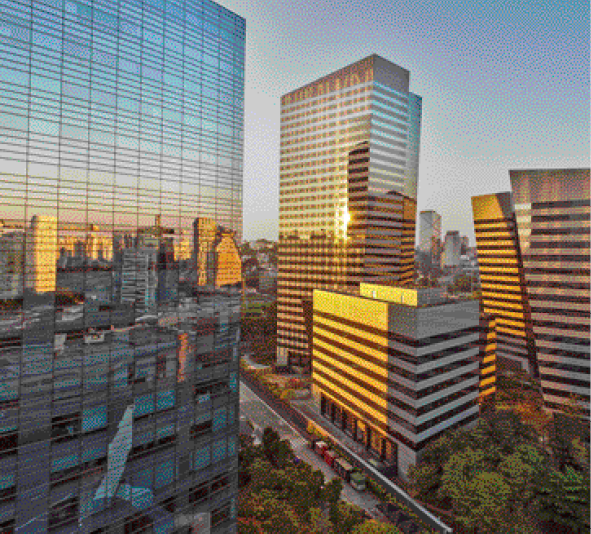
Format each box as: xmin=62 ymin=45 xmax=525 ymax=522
xmin=277 ymin=55 xmax=422 ymax=373
xmin=0 ymin=1 xmax=244 ymax=533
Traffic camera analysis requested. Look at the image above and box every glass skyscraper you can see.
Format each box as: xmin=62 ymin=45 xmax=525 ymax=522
xmin=277 ymin=55 xmax=422 ymax=373
xmin=0 ymin=1 xmax=244 ymax=533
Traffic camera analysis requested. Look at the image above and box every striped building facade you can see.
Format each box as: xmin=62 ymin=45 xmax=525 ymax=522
xmin=472 ymin=169 xmax=590 ymax=417
xmin=472 ymin=193 xmax=538 ymax=375
xmin=479 ymin=312 xmax=497 ymax=402
xmin=312 ymin=285 xmax=483 ymax=479
xmin=510 ymin=169 xmax=590 ymax=416
xmin=277 ymin=55 xmax=422 ymax=373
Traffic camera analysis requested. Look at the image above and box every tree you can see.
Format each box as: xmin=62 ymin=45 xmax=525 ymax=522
xmin=332 ymin=502 xmax=366 ymax=534
xmin=322 ymin=477 xmax=343 ymax=526
xmin=535 ymin=465 xmax=590 ymax=533
xmin=407 ymin=428 xmax=472 ymax=506
xmin=351 ymin=520 xmax=403 ymax=533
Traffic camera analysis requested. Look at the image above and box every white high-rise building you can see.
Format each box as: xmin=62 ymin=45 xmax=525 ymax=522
xmin=443 ymin=231 xmax=461 ymax=267
xmin=418 ymin=210 xmax=441 ymax=266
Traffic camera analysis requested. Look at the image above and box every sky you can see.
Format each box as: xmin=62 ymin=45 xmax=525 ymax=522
xmin=221 ymin=0 xmax=590 ymax=244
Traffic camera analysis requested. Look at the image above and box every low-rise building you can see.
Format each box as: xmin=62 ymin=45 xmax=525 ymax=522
xmin=312 ymin=284 xmax=488 ymax=479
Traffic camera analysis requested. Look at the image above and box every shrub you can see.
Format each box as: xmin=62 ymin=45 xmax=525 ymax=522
xmin=281 ymin=389 xmax=295 ymax=402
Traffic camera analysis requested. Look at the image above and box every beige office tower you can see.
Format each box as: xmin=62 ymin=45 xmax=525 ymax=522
xmin=510 ymin=169 xmax=590 ymax=416
xmin=277 ymin=55 xmax=422 ymax=373
xmin=25 ymin=215 xmax=58 ymax=294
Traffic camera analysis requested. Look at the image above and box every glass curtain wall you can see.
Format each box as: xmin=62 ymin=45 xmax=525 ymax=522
xmin=0 ymin=0 xmax=244 ymax=533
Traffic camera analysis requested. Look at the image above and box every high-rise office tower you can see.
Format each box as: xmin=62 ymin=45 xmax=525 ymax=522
xmin=418 ymin=210 xmax=441 ymax=267
xmin=510 ymin=169 xmax=590 ymax=416
xmin=442 ymin=231 xmax=461 ymax=267
xmin=0 ymin=1 xmax=244 ymax=533
xmin=277 ymin=55 xmax=422 ymax=373
xmin=473 ymin=169 xmax=590 ymax=417
xmin=472 ymin=192 xmax=538 ymax=375
xmin=460 ymin=235 xmax=469 ymax=256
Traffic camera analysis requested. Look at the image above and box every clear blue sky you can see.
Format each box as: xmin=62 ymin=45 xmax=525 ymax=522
xmin=221 ymin=0 xmax=590 ymax=243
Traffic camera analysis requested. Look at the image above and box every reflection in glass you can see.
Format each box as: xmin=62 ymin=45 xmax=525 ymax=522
xmin=0 ymin=0 xmax=244 ymax=532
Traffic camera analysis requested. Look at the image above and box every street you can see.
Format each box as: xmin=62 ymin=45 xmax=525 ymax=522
xmin=239 ymin=381 xmax=382 ymax=516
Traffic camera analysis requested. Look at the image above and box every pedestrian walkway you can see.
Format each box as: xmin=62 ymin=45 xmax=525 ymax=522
xmin=291 ymin=397 xmax=382 ymax=465
xmin=291 ymin=396 xmax=452 ymax=534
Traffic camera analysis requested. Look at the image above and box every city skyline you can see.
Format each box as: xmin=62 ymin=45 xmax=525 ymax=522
xmin=222 ymin=0 xmax=589 ymax=242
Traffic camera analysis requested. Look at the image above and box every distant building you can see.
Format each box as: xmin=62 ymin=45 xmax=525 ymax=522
xmin=442 ymin=231 xmax=461 ymax=267
xmin=312 ymin=284 xmax=484 ymax=479
xmin=25 ymin=215 xmax=58 ymax=294
xmin=418 ymin=210 xmax=442 ymax=267
xmin=473 ymin=168 xmax=589 ymax=417
xmin=250 ymin=239 xmax=274 ymax=251
xmin=194 ymin=218 xmax=242 ymax=291
xmin=0 ymin=227 xmax=24 ymax=298
xmin=259 ymin=268 xmax=278 ymax=294
xmin=460 ymin=235 xmax=469 ymax=256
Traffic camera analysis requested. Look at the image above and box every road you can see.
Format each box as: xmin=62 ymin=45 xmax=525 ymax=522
xmin=239 ymin=381 xmax=382 ymax=517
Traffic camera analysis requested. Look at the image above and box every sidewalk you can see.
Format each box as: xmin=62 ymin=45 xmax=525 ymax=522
xmin=291 ymin=396 xmax=383 ymax=465
xmin=291 ymin=397 xmax=453 ymax=534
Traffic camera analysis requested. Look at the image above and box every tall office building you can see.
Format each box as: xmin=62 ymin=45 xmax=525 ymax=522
xmin=510 ymin=169 xmax=590 ymax=416
xmin=442 ymin=231 xmax=461 ymax=268
xmin=312 ymin=285 xmax=482 ymax=479
xmin=472 ymin=169 xmax=589 ymax=417
xmin=418 ymin=210 xmax=441 ymax=267
xmin=0 ymin=1 xmax=244 ymax=533
xmin=277 ymin=55 xmax=422 ymax=373
xmin=472 ymin=193 xmax=538 ymax=375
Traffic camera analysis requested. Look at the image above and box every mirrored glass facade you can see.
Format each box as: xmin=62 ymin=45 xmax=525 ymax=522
xmin=0 ymin=0 xmax=244 ymax=532
xmin=277 ymin=55 xmax=421 ymax=373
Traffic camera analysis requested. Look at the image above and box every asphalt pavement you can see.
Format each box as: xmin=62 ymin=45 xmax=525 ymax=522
xmin=239 ymin=381 xmax=383 ymax=517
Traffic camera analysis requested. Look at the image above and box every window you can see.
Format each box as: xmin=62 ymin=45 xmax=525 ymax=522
xmin=193 ymin=445 xmax=211 ymax=470
xmin=51 ymin=413 xmax=81 ymax=442
xmin=212 ymin=406 xmax=226 ymax=432
xmin=211 ymin=474 xmax=229 ymax=494
xmin=191 ymin=418 xmax=212 ymax=440
xmin=0 ymin=431 xmax=17 ymax=458
xmin=48 ymin=496 xmax=79 ymax=531
xmin=0 ymin=473 xmax=15 ymax=503
xmin=82 ymin=405 xmax=107 ymax=433
xmin=155 ymin=458 xmax=174 ymax=489
xmin=189 ymin=481 xmax=209 ymax=504
xmin=212 ymin=438 xmax=226 ymax=464
xmin=211 ymin=504 xmax=230 ymax=527
xmin=156 ymin=389 xmax=175 ymax=411
xmin=135 ymin=394 xmax=155 ymax=418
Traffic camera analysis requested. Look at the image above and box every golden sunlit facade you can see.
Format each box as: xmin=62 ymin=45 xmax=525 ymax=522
xmin=473 ymin=169 xmax=590 ymax=418
xmin=278 ymin=55 xmax=422 ymax=373
xmin=312 ymin=285 xmax=484 ymax=479
xmin=479 ymin=312 xmax=497 ymax=401
xmin=472 ymin=193 xmax=537 ymax=374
